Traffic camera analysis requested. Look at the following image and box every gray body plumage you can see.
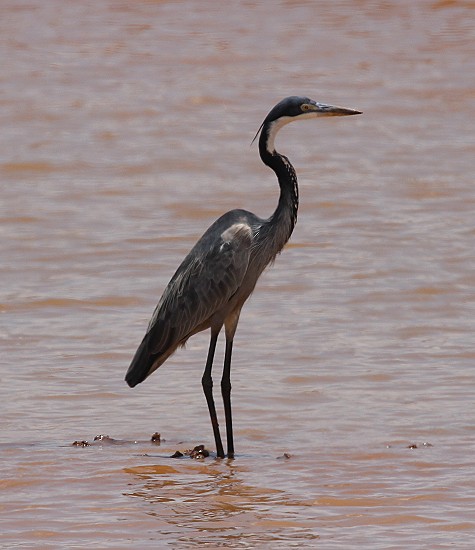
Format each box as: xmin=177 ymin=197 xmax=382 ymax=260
xmin=125 ymin=96 xmax=361 ymax=458
xmin=126 ymin=201 xmax=294 ymax=387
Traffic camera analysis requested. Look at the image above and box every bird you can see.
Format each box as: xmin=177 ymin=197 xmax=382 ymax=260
xmin=125 ymin=96 xmax=361 ymax=458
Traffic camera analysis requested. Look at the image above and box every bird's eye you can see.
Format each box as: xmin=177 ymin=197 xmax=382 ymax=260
xmin=301 ymin=104 xmax=311 ymax=111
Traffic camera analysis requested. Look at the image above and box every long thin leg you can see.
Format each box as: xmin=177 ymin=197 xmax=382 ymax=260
xmin=201 ymin=330 xmax=225 ymax=459
xmin=221 ymin=337 xmax=234 ymax=458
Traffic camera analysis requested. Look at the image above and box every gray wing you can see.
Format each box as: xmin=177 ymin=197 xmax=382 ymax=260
xmin=147 ymin=222 xmax=253 ymax=355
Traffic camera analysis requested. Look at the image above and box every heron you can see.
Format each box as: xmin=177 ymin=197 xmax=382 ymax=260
xmin=125 ymin=96 xmax=361 ymax=458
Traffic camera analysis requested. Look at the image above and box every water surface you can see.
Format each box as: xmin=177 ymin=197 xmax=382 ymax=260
xmin=1 ymin=1 xmax=474 ymax=547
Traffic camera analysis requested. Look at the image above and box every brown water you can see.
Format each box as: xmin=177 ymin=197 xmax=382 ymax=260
xmin=1 ymin=0 xmax=475 ymax=547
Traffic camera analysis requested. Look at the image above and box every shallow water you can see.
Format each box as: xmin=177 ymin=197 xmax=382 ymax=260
xmin=1 ymin=0 xmax=475 ymax=547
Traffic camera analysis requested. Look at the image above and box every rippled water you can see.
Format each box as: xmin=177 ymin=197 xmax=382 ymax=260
xmin=1 ymin=0 xmax=475 ymax=547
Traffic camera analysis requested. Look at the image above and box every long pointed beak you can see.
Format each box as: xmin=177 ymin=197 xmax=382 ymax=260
xmin=314 ymin=103 xmax=362 ymax=116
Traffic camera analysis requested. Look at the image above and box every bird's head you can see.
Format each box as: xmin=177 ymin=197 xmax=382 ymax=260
xmin=266 ymin=96 xmax=361 ymax=122
xmin=253 ymin=96 xmax=361 ymax=152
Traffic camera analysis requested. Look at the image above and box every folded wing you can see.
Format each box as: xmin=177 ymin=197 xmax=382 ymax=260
xmin=125 ymin=222 xmax=253 ymax=387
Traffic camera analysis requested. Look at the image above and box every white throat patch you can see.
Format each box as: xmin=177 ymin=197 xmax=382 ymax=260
xmin=266 ymin=117 xmax=293 ymax=153
xmin=266 ymin=111 xmax=322 ymax=153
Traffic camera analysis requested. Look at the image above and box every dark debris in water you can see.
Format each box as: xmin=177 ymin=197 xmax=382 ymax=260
xmin=71 ymin=435 xmax=115 ymax=447
xmin=71 ymin=434 xmax=210 ymax=458
xmin=170 ymin=444 xmax=210 ymax=459
xmin=408 ymin=441 xmax=434 ymax=449
xmin=72 ymin=433 xmax=165 ymax=446
xmin=150 ymin=432 xmax=161 ymax=444
xmin=276 ymin=452 xmax=292 ymax=460
xmin=186 ymin=445 xmax=210 ymax=459
xmin=72 ymin=440 xmax=91 ymax=447
xmin=72 ymin=434 xmax=138 ymax=447
xmin=386 ymin=441 xmax=434 ymax=450
xmin=94 ymin=434 xmax=116 ymax=443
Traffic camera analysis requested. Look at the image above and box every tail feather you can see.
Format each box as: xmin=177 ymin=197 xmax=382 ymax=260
xmin=125 ymin=333 xmax=156 ymax=388
xmin=125 ymin=325 xmax=177 ymax=388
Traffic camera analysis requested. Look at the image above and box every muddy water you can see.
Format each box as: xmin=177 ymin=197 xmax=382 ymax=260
xmin=1 ymin=0 xmax=474 ymax=547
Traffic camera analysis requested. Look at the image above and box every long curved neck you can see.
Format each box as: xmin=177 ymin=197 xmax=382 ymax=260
xmin=258 ymin=119 xmax=299 ymax=255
